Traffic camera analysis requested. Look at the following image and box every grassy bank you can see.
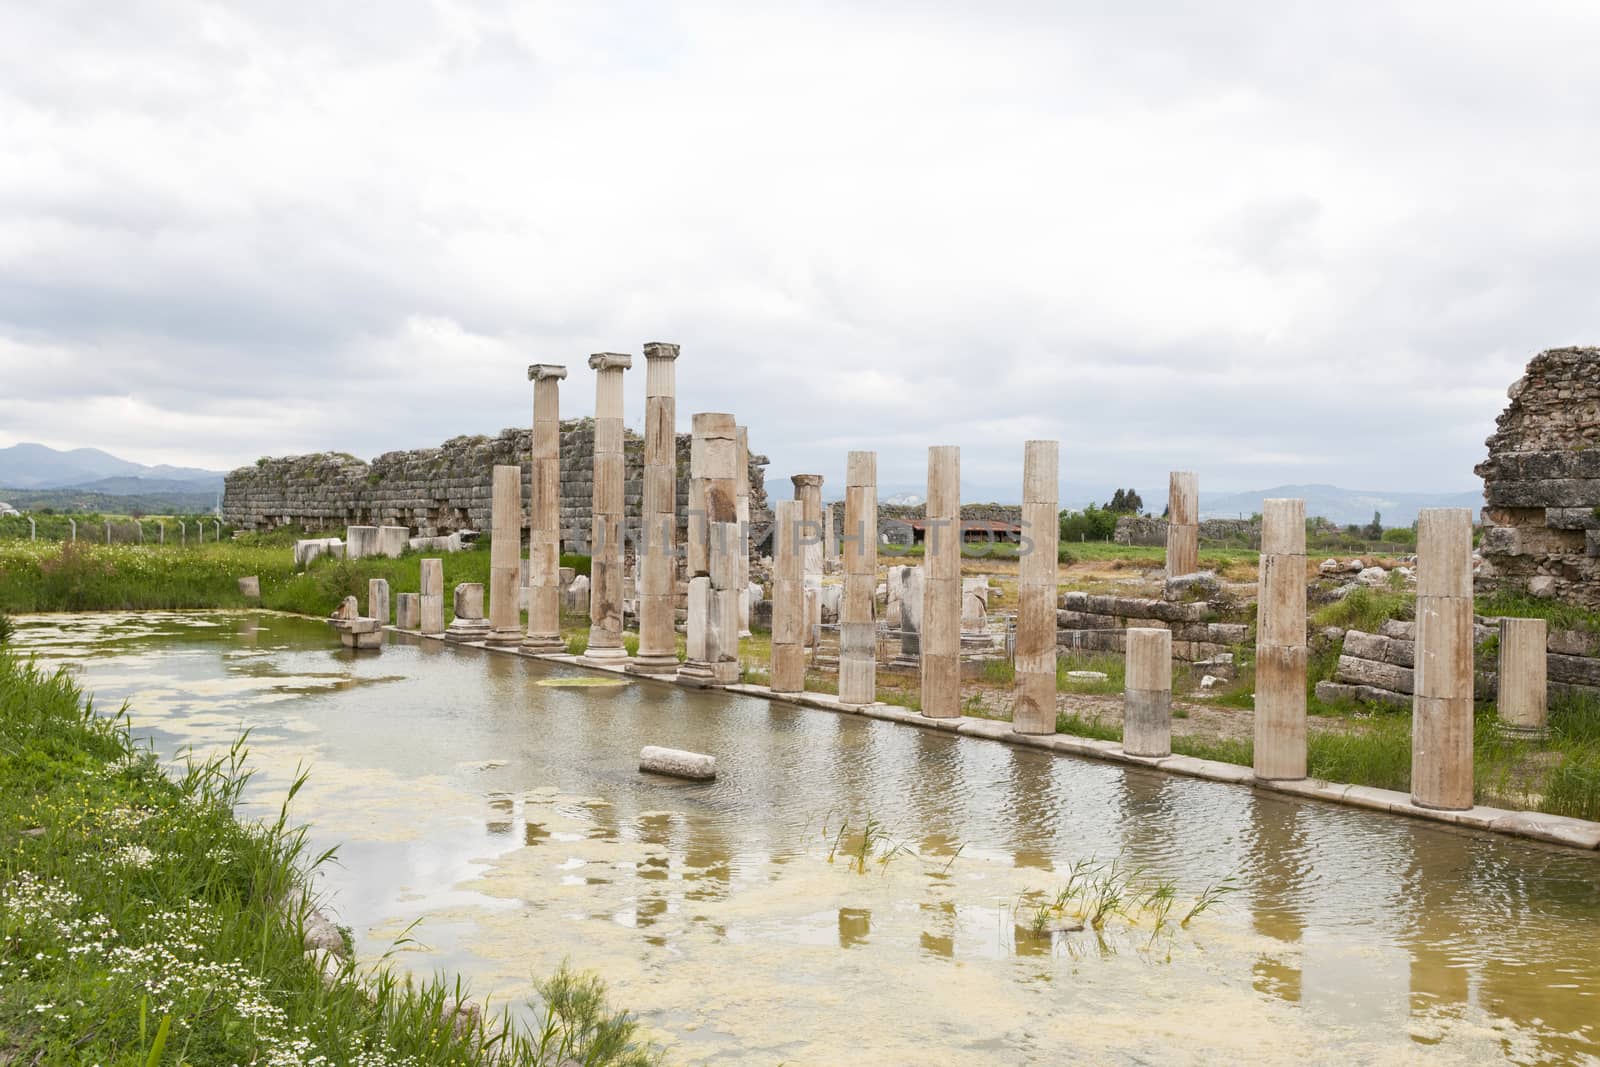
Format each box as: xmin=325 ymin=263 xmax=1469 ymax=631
xmin=0 ymin=538 xmax=589 ymax=622
xmin=0 ymin=643 xmax=661 ymax=1064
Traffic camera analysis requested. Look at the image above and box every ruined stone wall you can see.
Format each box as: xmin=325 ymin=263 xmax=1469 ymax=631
xmin=222 ymin=420 xmax=770 ymax=553
xmin=1056 ymin=591 xmax=1249 ymax=662
xmin=1475 ymin=347 xmax=1600 ymax=607
xmin=1113 ymin=515 xmax=1258 ymax=547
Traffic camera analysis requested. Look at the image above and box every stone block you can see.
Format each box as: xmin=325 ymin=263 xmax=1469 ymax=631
xmin=639 ymin=746 xmax=716 ymax=781
xmin=237 ymin=576 xmax=260 ymax=600
xmin=396 ymin=593 xmax=420 ymax=629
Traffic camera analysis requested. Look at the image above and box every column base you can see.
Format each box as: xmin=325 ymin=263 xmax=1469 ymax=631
xmin=1496 ymin=721 xmax=1546 ymax=743
xmin=520 ymin=633 xmax=566 ymax=654
xmin=445 ymin=620 xmax=491 ymax=642
xmin=628 ymin=653 xmax=680 ymax=675
xmin=484 ymin=629 xmax=523 ymax=647
xmin=577 ymin=645 xmax=632 ymax=668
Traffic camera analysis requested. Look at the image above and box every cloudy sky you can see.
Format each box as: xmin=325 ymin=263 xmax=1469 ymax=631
xmin=3 ymin=1 xmax=1596 ymax=502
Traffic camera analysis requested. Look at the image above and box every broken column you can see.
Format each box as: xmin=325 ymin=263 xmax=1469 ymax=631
xmin=922 ymin=446 xmax=961 ymax=719
xmin=447 ymin=583 xmax=490 ymax=642
xmin=735 ymin=425 xmax=753 ymax=637
xmin=1412 ymin=508 xmax=1475 ymax=811
xmin=840 ymin=450 xmax=878 ymax=705
xmin=1498 ymin=617 xmax=1548 ymax=739
xmin=633 ymin=343 xmax=681 ymax=673
xmin=579 ymin=352 xmax=632 ymax=667
xmin=522 ymin=363 xmax=567 ymax=653
xmin=679 ymin=521 xmax=741 ymax=685
xmin=1124 ymin=627 xmax=1172 ymax=757
xmin=681 ymin=413 xmax=740 ymax=676
xmin=1013 ymin=440 xmax=1059 ymax=734
xmin=791 ymin=474 xmax=824 ymax=648
xmin=1165 ymin=471 xmax=1199 ymax=579
xmin=486 ymin=464 xmax=523 ymax=646
xmin=770 ymin=499 xmax=805 ymax=694
xmin=368 ymin=578 xmax=391 ymax=627
xmin=420 ymin=558 xmax=445 ymax=636
xmin=1254 ymin=498 xmax=1307 ymax=780
xmin=396 ymin=592 xmax=420 ymax=630
xmin=891 ymin=565 xmax=925 ymax=667
xmin=824 ymin=503 xmax=839 ymax=572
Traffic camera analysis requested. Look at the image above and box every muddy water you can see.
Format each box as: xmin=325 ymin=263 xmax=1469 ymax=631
xmin=12 ymin=611 xmax=1600 ymax=1065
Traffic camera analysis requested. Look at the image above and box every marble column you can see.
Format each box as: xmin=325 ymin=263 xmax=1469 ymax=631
xmin=679 ymin=521 xmax=741 ymax=686
xmin=1412 ymin=508 xmax=1474 ymax=811
xmin=921 ymin=446 xmax=961 ymax=719
xmin=771 ymin=499 xmax=805 ymax=694
xmin=1498 ymin=617 xmax=1548 ymax=739
xmin=632 ymin=343 xmax=681 ymax=672
xmin=579 ymin=352 xmax=633 ymax=667
xmin=1166 ymin=471 xmax=1199 ymax=579
xmin=791 ymin=474 xmax=824 ymax=648
xmin=824 ymin=504 xmax=839 ymax=572
xmin=1013 ymin=440 xmax=1058 ymax=734
xmin=522 ymin=364 xmax=567 ymax=653
xmin=395 ymin=592 xmax=420 ymax=630
xmin=368 ymin=577 xmax=391 ymax=627
xmin=420 ymin=558 xmax=445 ymax=636
xmin=736 ymin=425 xmax=753 ymax=637
xmin=1254 ymin=498 xmax=1307 ymax=779
xmin=486 ymin=463 xmax=523 ymax=646
xmin=1124 ymin=627 xmax=1172 ymax=757
xmin=840 ymin=450 xmax=878 ymax=705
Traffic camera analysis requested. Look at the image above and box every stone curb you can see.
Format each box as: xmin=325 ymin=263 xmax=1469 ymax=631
xmin=384 ymin=626 xmax=1600 ymax=853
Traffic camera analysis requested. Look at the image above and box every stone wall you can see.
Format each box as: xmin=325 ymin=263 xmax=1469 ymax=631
xmin=1057 ymin=591 xmax=1249 ymax=662
xmin=1316 ymin=619 xmax=1600 ymax=707
xmin=1113 ymin=515 xmax=1258 ymax=547
xmin=222 ymin=420 xmax=770 ymax=553
xmin=1475 ymin=347 xmax=1600 ymax=607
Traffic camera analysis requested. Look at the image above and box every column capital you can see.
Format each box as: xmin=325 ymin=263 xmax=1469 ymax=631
xmin=528 ymin=363 xmax=568 ymax=381
xmin=791 ymin=474 xmax=823 ymax=490
xmin=588 ymin=352 xmax=633 ymax=372
xmin=643 ymin=341 xmax=680 ymax=361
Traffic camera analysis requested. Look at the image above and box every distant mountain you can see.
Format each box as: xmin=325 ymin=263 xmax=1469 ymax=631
xmin=0 ymin=443 xmax=224 ymax=493
xmin=1199 ymin=484 xmax=1482 ymax=527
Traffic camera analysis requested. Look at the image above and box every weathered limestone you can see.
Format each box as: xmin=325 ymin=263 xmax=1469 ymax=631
xmin=770 ymin=499 xmax=806 ymax=694
xmin=1124 ymin=627 xmax=1172 ymax=757
xmin=237 ymin=576 xmax=261 ymax=601
xmin=892 ymin=565 xmax=925 ymax=665
xmin=1254 ymin=498 xmax=1307 ymax=780
xmin=346 ymin=525 xmax=380 ymax=560
xmin=447 ymin=583 xmax=490 ymax=642
xmin=396 ymin=592 xmax=420 ymax=630
xmin=678 ymin=521 xmax=741 ymax=686
xmin=419 ymin=558 xmax=445 ymax=636
xmin=1013 ymin=440 xmax=1058 ymax=735
xmin=1165 ymin=471 xmax=1199 ymax=579
xmin=486 ymin=464 xmax=523 ymax=646
xmin=639 ymin=746 xmax=716 ymax=781
xmin=823 ymin=503 xmax=839 ymax=572
xmin=633 ymin=344 xmax=681 ymax=672
xmin=735 ymin=426 xmax=753 ymax=637
xmin=1499 ymin=617 xmax=1549 ymax=738
xmin=329 ymin=595 xmax=381 ymax=650
xmin=840 ymin=451 xmax=878 ymax=705
xmin=368 ymin=578 xmax=391 ymax=627
xmin=580 ymin=353 xmax=633 ymax=667
xmin=522 ymin=364 xmax=567 ymax=652
xmin=791 ymin=474 xmax=824 ymax=648
xmin=1412 ymin=508 xmax=1475 ymax=811
xmin=922 ymin=446 xmax=961 ymax=719
xmin=377 ymin=526 xmax=409 ymax=558
xmin=689 ymin=414 xmax=740 ymax=576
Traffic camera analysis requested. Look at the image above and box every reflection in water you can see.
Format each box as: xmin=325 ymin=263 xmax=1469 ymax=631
xmin=12 ymin=611 xmax=1600 ymax=1065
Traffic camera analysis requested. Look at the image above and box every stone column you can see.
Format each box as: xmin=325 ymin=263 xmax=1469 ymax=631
xmin=1254 ymin=498 xmax=1307 ymax=779
xmin=771 ymin=499 xmax=806 ymax=694
xmin=447 ymin=583 xmax=489 ymax=641
xmin=1124 ymin=627 xmax=1172 ymax=757
xmin=791 ymin=474 xmax=824 ymax=648
xmin=1412 ymin=508 xmax=1474 ymax=811
xmin=824 ymin=503 xmax=839 ymax=572
xmin=1013 ymin=440 xmax=1059 ymax=734
xmin=523 ymin=364 xmax=567 ymax=652
xmin=922 ymin=446 xmax=961 ymax=719
xmin=368 ymin=577 xmax=391 ymax=627
xmin=736 ymin=425 xmax=753 ymax=637
xmin=579 ymin=352 xmax=633 ymax=667
xmin=486 ymin=464 xmax=523 ymax=646
xmin=420 ymin=558 xmax=445 ymax=636
xmin=679 ymin=521 xmax=742 ymax=686
xmin=396 ymin=592 xmax=420 ymax=630
xmin=840 ymin=450 xmax=878 ymax=705
xmin=632 ymin=342 xmax=681 ymax=672
xmin=1165 ymin=471 xmax=1199 ymax=579
xmin=1498 ymin=617 xmax=1548 ymax=739
xmin=688 ymin=414 xmax=739 ymax=576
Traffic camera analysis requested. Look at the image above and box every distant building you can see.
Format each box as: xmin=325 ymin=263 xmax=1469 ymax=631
xmin=0 ymin=502 xmax=19 ymax=517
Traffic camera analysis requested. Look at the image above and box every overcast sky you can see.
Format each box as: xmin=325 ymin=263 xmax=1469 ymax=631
xmin=3 ymin=1 xmax=1596 ymax=501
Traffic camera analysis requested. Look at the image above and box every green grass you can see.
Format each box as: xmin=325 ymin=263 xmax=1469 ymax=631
xmin=0 ymin=650 xmax=661 ymax=1064
xmin=1476 ymin=591 xmax=1600 ymax=634
xmin=1055 ymin=652 xmax=1126 ymax=695
xmin=1311 ymin=586 xmax=1415 ymax=633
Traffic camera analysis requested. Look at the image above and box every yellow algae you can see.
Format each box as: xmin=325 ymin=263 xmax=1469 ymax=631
xmin=537 ymin=676 xmax=631 ymax=688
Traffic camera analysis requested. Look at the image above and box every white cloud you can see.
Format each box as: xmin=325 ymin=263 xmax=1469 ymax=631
xmin=1 ymin=0 xmax=1595 ymax=501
